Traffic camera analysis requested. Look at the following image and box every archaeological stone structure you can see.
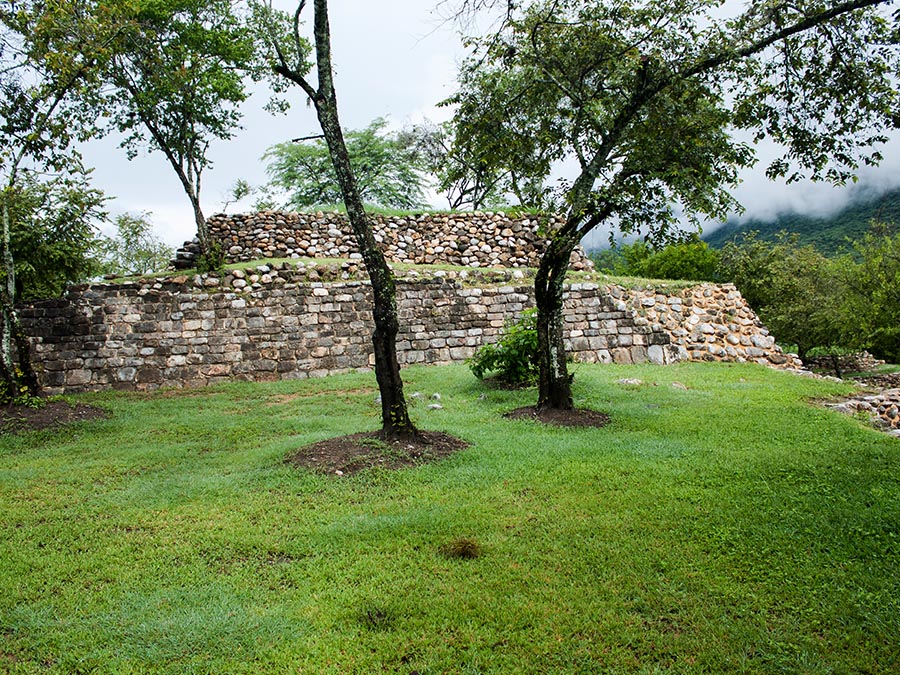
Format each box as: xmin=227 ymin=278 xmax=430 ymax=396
xmin=172 ymin=211 xmax=595 ymax=271
xmin=20 ymin=259 xmax=798 ymax=395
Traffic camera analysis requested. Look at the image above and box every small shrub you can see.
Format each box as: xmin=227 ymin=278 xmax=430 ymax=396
xmin=469 ymin=309 xmax=538 ymax=386
xmin=0 ymin=368 xmax=43 ymax=408
xmin=806 ymin=345 xmax=860 ymax=378
xmin=195 ymin=241 xmax=226 ymax=274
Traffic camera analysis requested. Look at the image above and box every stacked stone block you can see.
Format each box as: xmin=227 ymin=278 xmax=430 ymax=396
xmin=20 ymin=266 xmax=790 ymax=395
xmin=173 ymin=211 xmax=594 ymax=271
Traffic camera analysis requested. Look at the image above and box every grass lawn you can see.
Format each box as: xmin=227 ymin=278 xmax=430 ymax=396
xmin=1 ymin=362 xmax=898 ymax=674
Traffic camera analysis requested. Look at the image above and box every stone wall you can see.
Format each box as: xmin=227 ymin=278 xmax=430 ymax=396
xmin=173 ymin=211 xmax=594 ymax=271
xmin=620 ymin=284 xmax=802 ymax=368
xmin=20 ymin=262 xmax=796 ymax=395
xmin=804 ymin=351 xmax=885 ymax=374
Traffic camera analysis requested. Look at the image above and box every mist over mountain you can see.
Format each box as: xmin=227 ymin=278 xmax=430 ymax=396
xmin=703 ymin=185 xmax=900 ymax=255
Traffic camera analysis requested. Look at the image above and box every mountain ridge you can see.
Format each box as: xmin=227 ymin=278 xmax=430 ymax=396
xmin=703 ymin=185 xmax=900 ymax=255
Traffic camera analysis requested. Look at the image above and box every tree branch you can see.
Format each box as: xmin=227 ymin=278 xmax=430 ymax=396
xmin=683 ymin=0 xmax=889 ymax=80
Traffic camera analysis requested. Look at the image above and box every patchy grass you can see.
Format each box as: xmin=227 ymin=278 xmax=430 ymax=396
xmin=1 ymin=363 xmax=898 ymax=674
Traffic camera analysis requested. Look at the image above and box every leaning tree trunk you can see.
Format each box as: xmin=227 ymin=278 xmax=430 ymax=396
xmin=268 ymin=0 xmax=416 ymax=439
xmin=312 ymin=75 xmax=414 ymax=438
xmin=534 ymin=233 xmax=578 ymax=410
xmin=315 ymin=101 xmax=415 ymax=438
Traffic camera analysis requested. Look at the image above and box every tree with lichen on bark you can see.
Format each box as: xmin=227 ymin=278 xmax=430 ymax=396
xmin=446 ymin=0 xmax=900 ymax=410
xmin=251 ymin=0 xmax=416 ymax=439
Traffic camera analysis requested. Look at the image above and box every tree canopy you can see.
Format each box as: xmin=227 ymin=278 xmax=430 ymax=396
xmin=2 ymin=170 xmax=106 ymax=301
xmin=102 ymin=0 xmax=261 ymax=268
xmin=263 ymin=118 xmax=429 ymax=210
xmin=96 ymin=212 xmax=174 ymax=277
xmin=448 ymin=0 xmax=900 ymax=409
xmin=1 ymin=0 xmax=118 ymax=396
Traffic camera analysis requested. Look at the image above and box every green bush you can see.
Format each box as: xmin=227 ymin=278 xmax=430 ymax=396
xmin=591 ymin=235 xmax=720 ymax=281
xmin=469 ymin=309 xmax=539 ymax=385
xmin=195 ymin=241 xmax=226 ymax=275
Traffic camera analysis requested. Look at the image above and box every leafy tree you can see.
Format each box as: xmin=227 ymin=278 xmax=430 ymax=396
xmin=96 ymin=212 xmax=174 ymax=277
xmin=448 ymin=0 xmax=900 ymax=409
xmin=264 ymin=117 xmax=429 ymax=210
xmin=3 ymin=170 xmax=107 ymax=301
xmin=1 ymin=0 xmax=117 ymax=396
xmin=593 ymin=236 xmax=720 ymax=281
xmin=253 ymin=0 xmax=416 ymax=439
xmin=638 ymin=237 xmax=720 ymax=282
xmin=838 ymin=222 xmax=900 ymax=361
xmin=103 ymin=0 xmax=260 ymax=270
xmin=719 ymin=233 xmax=844 ymax=359
xmin=398 ymin=120 xmax=509 ymax=210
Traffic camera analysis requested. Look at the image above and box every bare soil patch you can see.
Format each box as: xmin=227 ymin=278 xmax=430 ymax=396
xmin=504 ymin=405 xmax=611 ymax=428
xmin=287 ymin=430 xmax=470 ymax=476
xmin=267 ymin=388 xmax=376 ymax=406
xmin=0 ymin=401 xmax=109 ymax=435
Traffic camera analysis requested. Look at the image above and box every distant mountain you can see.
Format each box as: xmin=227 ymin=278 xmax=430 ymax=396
xmin=703 ymin=186 xmax=900 ymax=256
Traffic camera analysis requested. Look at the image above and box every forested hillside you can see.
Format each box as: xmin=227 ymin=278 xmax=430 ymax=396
xmin=704 ymin=186 xmax=900 ymax=255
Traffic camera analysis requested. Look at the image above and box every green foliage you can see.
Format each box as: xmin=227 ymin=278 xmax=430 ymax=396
xmin=719 ymin=232 xmax=844 ymax=359
xmin=705 ymin=186 xmax=900 ymax=256
xmin=399 ymin=120 xmax=511 ymax=210
xmin=95 ymin=212 xmax=173 ymax=277
xmin=469 ymin=309 xmax=539 ymax=385
xmin=103 ymin=0 xmax=266 ymax=250
xmin=263 ymin=118 xmax=430 ymax=210
xmin=593 ymin=236 xmax=720 ymax=281
xmin=0 ymin=365 xmax=44 ymax=407
xmin=718 ymin=224 xmax=900 ymax=363
xmin=448 ymin=0 xmax=899 ymax=406
xmin=838 ymin=222 xmax=900 ymax=362
xmin=194 ymin=240 xmax=225 ymax=275
xmin=1 ymin=170 xmax=107 ymax=300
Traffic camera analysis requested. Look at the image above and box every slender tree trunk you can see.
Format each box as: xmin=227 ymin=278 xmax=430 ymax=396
xmin=1 ymin=193 xmax=20 ymax=391
xmin=308 ymin=1 xmax=415 ymax=439
xmin=0 ymin=190 xmax=39 ymax=397
xmin=267 ymin=0 xmax=415 ymax=438
xmin=188 ymin=190 xmax=211 ymax=254
xmin=313 ymin=102 xmax=415 ymax=438
xmin=534 ymin=233 xmax=577 ymax=410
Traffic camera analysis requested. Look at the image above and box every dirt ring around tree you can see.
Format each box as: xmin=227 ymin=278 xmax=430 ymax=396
xmin=0 ymin=401 xmax=109 ymax=435
xmin=287 ymin=430 xmax=470 ymax=476
xmin=503 ymin=405 xmax=611 ymax=428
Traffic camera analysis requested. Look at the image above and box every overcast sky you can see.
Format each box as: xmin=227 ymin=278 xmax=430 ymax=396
xmin=80 ymin=0 xmax=900 ymax=248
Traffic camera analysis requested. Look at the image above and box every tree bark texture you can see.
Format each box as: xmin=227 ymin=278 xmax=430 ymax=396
xmin=307 ymin=0 xmax=415 ymax=438
xmin=534 ymin=233 xmax=577 ymax=410
xmin=0 ymin=195 xmax=39 ymax=396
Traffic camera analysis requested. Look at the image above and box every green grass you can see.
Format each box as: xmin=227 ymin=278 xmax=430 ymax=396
xmin=1 ymin=363 xmax=898 ymax=674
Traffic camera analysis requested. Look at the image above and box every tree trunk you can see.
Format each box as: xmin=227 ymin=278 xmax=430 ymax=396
xmin=190 ymin=192 xmax=211 ymax=254
xmin=307 ymin=5 xmax=415 ymax=439
xmin=534 ymin=233 xmax=577 ymax=410
xmin=0 ymin=192 xmax=39 ymax=398
xmin=316 ymin=101 xmax=415 ymax=438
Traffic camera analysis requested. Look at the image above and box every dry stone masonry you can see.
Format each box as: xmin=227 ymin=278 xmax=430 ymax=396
xmin=827 ymin=389 xmax=900 ymax=438
xmin=21 ymin=262 xmax=796 ymax=395
xmin=620 ymin=284 xmax=803 ymax=368
xmin=173 ymin=211 xmax=594 ymax=271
